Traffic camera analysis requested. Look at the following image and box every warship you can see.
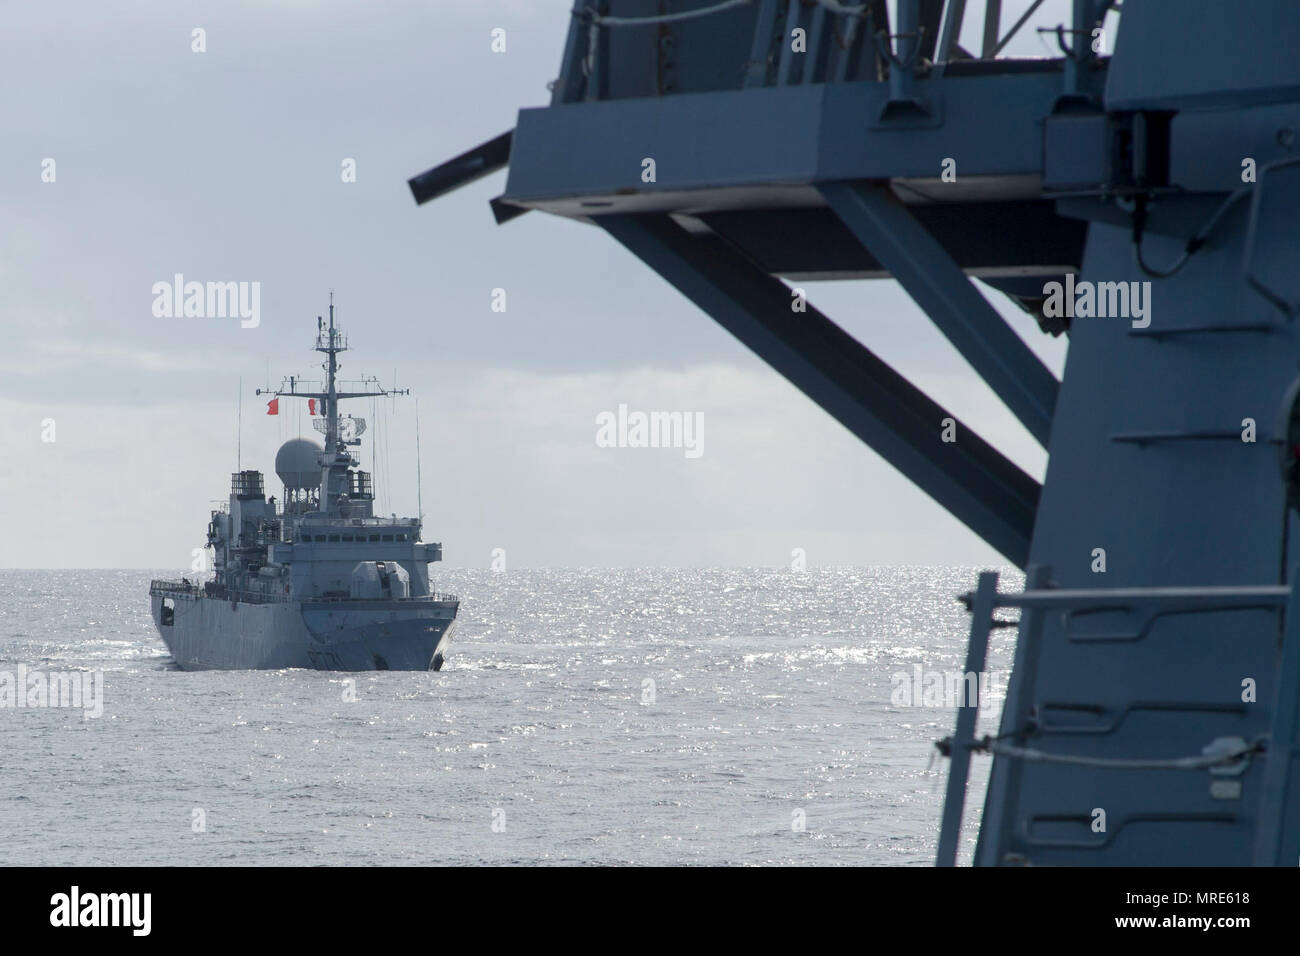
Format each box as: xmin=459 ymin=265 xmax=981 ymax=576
xmin=149 ymin=300 xmax=458 ymax=671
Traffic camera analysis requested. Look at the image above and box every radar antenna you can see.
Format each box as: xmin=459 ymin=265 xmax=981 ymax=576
xmin=255 ymin=296 xmax=409 ymax=515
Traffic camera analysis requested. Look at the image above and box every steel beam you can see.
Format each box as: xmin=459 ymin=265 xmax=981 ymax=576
xmin=917 ymin=0 xmax=946 ymax=63
xmin=819 ymin=181 xmax=1058 ymax=447
xmin=991 ymin=0 xmax=1048 ymax=58
xmin=599 ymin=213 xmax=1040 ymax=566
xmin=981 ymin=0 xmax=1002 ymax=58
xmin=409 ymin=130 xmax=512 ymax=206
xmin=933 ymin=0 xmax=967 ymax=76
xmin=937 ymin=569 xmax=999 ymax=866
xmin=973 ymin=563 xmax=1051 ymax=867
xmin=743 ymin=0 xmax=783 ymax=88
xmin=550 ymin=5 xmax=588 ymax=104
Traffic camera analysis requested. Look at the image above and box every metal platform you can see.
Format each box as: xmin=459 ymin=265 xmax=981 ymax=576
xmin=412 ymin=0 xmax=1300 ymax=865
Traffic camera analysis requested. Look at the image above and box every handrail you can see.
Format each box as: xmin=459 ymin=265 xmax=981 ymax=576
xmin=149 ymin=579 xmax=200 ymax=593
xmin=151 ymin=579 xmax=457 ymax=606
xmin=304 ymin=592 xmax=459 ymax=605
xmin=958 ymin=584 xmax=1290 ymax=611
xmin=942 ymin=571 xmax=1291 ymax=866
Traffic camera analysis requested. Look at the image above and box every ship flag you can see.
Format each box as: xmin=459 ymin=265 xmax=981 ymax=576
xmin=266 ymin=398 xmax=279 ymax=415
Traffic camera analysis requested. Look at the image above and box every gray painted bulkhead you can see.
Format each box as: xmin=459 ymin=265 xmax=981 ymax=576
xmin=411 ymin=0 xmax=1300 ymax=862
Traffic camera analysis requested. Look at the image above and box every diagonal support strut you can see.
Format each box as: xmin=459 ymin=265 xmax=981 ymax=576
xmin=600 ymin=213 xmax=1040 ymax=567
xmin=819 ymin=181 xmax=1058 ymax=448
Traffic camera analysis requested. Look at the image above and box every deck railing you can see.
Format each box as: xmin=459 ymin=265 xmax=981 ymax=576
xmin=936 ymin=567 xmax=1297 ymax=867
xmin=150 ymin=579 xmax=457 ymax=606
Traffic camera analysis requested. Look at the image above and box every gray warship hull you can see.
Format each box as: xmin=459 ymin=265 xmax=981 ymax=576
xmin=150 ymin=583 xmax=458 ymax=671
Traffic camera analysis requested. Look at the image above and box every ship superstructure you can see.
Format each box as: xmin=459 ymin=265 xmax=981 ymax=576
xmin=411 ymin=0 xmax=1300 ymax=864
xmin=149 ymin=299 xmax=458 ymax=670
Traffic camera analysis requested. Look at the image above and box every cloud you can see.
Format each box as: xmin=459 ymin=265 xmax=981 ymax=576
xmin=0 ymin=337 xmax=232 ymax=375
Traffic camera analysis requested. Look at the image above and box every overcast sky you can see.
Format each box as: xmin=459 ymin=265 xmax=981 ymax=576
xmin=3 ymin=0 xmax=1082 ymax=570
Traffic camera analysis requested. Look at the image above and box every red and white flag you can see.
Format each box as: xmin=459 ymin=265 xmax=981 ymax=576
xmin=266 ymin=398 xmax=279 ymax=416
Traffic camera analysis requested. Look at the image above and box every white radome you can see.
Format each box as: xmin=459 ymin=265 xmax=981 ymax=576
xmin=274 ymin=437 xmax=324 ymax=491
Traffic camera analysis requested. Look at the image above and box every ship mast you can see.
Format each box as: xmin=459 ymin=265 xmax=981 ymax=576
xmin=256 ymin=294 xmax=409 ymax=517
xmin=322 ymin=292 xmax=342 ymax=457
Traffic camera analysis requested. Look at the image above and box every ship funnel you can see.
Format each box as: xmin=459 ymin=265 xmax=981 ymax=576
xmin=275 ymin=437 xmax=325 ymax=491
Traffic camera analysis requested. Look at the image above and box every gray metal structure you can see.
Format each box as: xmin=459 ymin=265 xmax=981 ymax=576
xmin=412 ymin=0 xmax=1300 ymax=863
xmin=149 ymin=300 xmax=458 ymax=671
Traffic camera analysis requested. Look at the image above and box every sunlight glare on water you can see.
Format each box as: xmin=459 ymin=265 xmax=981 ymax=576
xmin=0 ymin=566 xmax=1019 ymax=865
